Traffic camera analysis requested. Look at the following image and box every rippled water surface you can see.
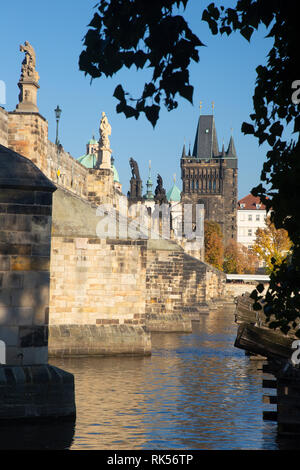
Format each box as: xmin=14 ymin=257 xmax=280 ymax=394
xmin=2 ymin=307 xmax=300 ymax=449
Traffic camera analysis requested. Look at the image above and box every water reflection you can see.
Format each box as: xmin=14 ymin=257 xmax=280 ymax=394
xmin=53 ymin=307 xmax=277 ymax=450
xmin=0 ymin=307 xmax=291 ymax=449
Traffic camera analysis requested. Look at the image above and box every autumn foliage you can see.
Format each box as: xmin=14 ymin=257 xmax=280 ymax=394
xmin=204 ymin=220 xmax=224 ymax=271
xmin=223 ymin=240 xmax=258 ymax=274
xmin=252 ymin=217 xmax=292 ymax=275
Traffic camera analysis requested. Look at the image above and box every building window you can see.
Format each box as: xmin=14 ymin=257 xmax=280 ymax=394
xmin=248 ymin=229 xmax=252 ymax=236
xmin=256 ymin=214 xmax=260 ymax=221
xmin=248 ymin=214 xmax=252 ymax=221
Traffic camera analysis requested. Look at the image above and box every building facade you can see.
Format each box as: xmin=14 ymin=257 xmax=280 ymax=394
xmin=180 ymin=114 xmax=238 ymax=246
xmin=237 ymin=193 xmax=267 ymax=249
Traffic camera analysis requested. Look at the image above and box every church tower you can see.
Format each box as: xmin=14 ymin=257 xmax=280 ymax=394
xmin=180 ymin=114 xmax=238 ymax=246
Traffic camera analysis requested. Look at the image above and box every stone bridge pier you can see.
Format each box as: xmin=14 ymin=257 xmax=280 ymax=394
xmin=0 ymin=144 xmax=75 ymax=420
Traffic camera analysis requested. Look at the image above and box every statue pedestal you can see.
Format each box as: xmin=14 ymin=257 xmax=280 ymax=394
xmin=129 ymin=177 xmax=142 ymax=201
xmin=16 ymin=80 xmax=39 ymax=113
xmin=98 ymin=147 xmax=112 ymax=170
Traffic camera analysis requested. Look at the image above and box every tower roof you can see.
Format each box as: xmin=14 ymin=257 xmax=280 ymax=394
xmin=167 ymin=182 xmax=181 ymax=202
xmin=192 ymin=115 xmax=219 ymax=159
xmin=226 ymin=135 xmax=237 ymax=158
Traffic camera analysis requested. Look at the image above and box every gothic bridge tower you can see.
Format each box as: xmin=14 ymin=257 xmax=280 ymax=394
xmin=180 ymin=114 xmax=238 ymax=246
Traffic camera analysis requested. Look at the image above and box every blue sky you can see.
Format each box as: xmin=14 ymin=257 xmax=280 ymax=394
xmin=0 ymin=0 xmax=275 ymax=198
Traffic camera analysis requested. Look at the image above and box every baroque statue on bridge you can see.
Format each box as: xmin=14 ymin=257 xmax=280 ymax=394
xmin=154 ymin=174 xmax=168 ymax=204
xmin=99 ymin=111 xmax=111 ymax=149
xmin=19 ymin=41 xmax=39 ymax=83
xmin=129 ymin=157 xmax=141 ymax=181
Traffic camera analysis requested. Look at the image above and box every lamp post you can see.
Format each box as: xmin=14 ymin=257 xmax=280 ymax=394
xmin=54 ymin=105 xmax=62 ymax=179
xmin=54 ymin=105 xmax=62 ymax=146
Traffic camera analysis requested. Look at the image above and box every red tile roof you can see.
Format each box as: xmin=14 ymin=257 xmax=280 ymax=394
xmin=237 ymin=194 xmax=267 ymax=210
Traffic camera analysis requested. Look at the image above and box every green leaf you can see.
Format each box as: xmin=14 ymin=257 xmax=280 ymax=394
xmin=144 ymin=105 xmax=160 ymax=127
xmin=241 ymin=122 xmax=255 ymax=134
xmin=257 ymin=283 xmax=264 ymax=293
xmin=178 ymin=85 xmax=193 ymax=103
xmin=113 ymin=84 xmax=125 ymax=101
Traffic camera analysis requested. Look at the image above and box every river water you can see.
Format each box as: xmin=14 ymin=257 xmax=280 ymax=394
xmin=1 ymin=306 xmax=300 ymax=450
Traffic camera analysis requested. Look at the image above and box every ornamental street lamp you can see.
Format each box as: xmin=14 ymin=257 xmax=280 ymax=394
xmin=54 ymin=105 xmax=62 ymax=146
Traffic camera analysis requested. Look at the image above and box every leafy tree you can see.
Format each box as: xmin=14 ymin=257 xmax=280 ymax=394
xmin=80 ymin=1 xmax=300 ymax=335
xmin=79 ymin=0 xmax=202 ymax=126
xmin=252 ymin=218 xmax=292 ymax=275
xmin=223 ymin=240 xmax=258 ymax=274
xmin=204 ymin=220 xmax=224 ymax=271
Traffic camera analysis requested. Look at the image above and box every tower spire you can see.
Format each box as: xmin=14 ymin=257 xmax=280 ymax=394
xmin=226 ymin=132 xmax=237 ymax=157
xmin=144 ymin=159 xmax=154 ymax=200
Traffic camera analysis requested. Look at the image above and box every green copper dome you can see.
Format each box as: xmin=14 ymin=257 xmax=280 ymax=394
xmin=112 ymin=163 xmax=120 ymax=183
xmin=167 ymin=182 xmax=181 ymax=202
xmin=77 ymin=153 xmax=97 ymax=169
xmin=87 ymin=137 xmax=98 ymax=145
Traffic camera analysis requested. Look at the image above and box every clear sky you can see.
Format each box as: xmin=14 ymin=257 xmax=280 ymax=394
xmin=0 ymin=0 xmax=275 ymax=198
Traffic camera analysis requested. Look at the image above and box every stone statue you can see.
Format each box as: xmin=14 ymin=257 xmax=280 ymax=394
xmin=129 ymin=157 xmax=141 ymax=180
xmin=16 ymin=41 xmax=40 ymax=113
xmin=19 ymin=41 xmax=39 ymax=82
xmin=128 ymin=158 xmax=142 ymax=200
xmin=154 ymin=174 xmax=167 ymax=204
xmin=99 ymin=111 xmax=111 ymax=149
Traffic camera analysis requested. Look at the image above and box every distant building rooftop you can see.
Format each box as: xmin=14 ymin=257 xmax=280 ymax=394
xmin=237 ymin=194 xmax=266 ymax=211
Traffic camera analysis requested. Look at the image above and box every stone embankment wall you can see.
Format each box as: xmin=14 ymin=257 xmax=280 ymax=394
xmin=145 ymin=240 xmax=226 ymax=331
xmin=47 ymin=188 xmax=227 ymax=351
xmin=145 ymin=240 xmax=191 ymax=332
xmin=183 ymin=255 xmax=226 ymax=312
xmin=48 ymin=188 xmax=151 ymax=356
xmin=225 ymin=282 xmax=264 ymax=298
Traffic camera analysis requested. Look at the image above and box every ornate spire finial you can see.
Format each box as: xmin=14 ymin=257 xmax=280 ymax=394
xmin=148 ymin=160 xmax=152 ymax=178
xmin=173 ymin=173 xmax=176 ymax=183
xmin=199 ymin=101 xmax=203 ymax=114
xmin=212 ymin=101 xmax=215 ymax=115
